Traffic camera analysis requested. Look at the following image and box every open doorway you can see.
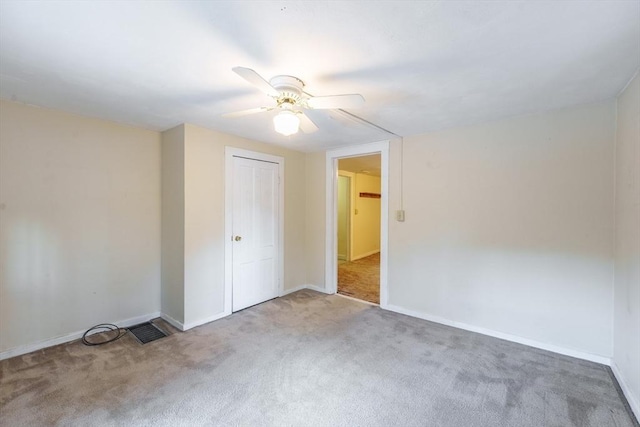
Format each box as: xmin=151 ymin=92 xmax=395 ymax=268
xmin=336 ymin=155 xmax=381 ymax=304
xmin=325 ymin=140 xmax=389 ymax=308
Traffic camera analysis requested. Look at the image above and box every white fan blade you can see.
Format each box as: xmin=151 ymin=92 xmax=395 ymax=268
xmin=232 ymin=67 xmax=280 ymax=97
xmin=222 ymin=107 xmax=273 ymax=118
xmin=307 ymin=94 xmax=365 ymax=109
xmin=298 ymin=111 xmax=319 ymax=133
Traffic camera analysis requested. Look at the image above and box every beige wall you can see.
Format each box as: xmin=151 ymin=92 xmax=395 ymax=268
xmin=305 ymin=151 xmax=326 ymax=287
xmin=0 ymin=100 xmax=308 ymax=352
xmin=337 ymin=173 xmax=351 ymax=260
xmin=352 ymin=173 xmax=381 ymax=259
xmin=305 ymin=102 xmax=617 ymax=359
xmin=161 ymin=123 xmax=308 ymax=327
xmin=183 ymin=124 xmax=226 ymax=325
xmin=0 ymin=91 xmax=629 ymax=373
xmin=160 ymin=125 xmax=185 ymax=323
xmin=0 ymin=100 xmax=161 ymax=354
xmin=387 ymin=102 xmax=615 ymax=357
xmin=613 ymin=72 xmax=640 ymax=416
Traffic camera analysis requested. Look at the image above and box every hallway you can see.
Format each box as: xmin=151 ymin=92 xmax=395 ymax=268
xmin=337 ymin=252 xmax=380 ymax=304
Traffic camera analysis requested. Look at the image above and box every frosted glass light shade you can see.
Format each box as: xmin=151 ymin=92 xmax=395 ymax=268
xmin=273 ymin=111 xmax=300 ymax=136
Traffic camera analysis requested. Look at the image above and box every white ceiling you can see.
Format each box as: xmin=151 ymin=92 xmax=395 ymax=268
xmin=339 ymin=155 xmax=382 ymax=177
xmin=1 ymin=1 xmax=638 ymax=152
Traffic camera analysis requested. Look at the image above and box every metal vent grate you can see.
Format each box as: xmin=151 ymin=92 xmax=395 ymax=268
xmin=127 ymin=322 xmax=168 ymax=344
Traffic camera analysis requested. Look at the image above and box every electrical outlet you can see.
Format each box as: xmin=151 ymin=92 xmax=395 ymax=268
xmin=396 ymin=210 xmax=405 ymax=222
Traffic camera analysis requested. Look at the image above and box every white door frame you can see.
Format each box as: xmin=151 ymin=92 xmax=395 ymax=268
xmin=325 ymin=140 xmax=390 ymax=308
xmin=337 ymin=171 xmax=354 ymax=261
xmin=224 ymin=147 xmax=285 ymax=316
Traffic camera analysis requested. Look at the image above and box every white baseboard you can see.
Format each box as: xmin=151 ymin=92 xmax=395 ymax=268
xmin=283 ymin=288 xmax=612 ymax=367
xmin=281 ymin=284 xmax=308 ymax=296
xmin=282 ymin=284 xmax=331 ymax=295
xmin=611 ymin=361 xmax=640 ymax=421
xmin=160 ymin=312 xmax=185 ymax=331
xmin=182 ymin=311 xmax=230 ymax=331
xmin=281 ymin=284 xmax=332 ymax=295
xmin=351 ymin=249 xmax=380 ymax=261
xmin=385 ymin=304 xmax=611 ymax=365
xmin=334 ymin=292 xmax=378 ymax=306
xmin=305 ymin=284 xmax=331 ymax=294
xmin=0 ymin=311 xmax=161 ymax=361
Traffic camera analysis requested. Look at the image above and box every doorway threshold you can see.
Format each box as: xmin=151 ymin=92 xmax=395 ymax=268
xmin=334 ymin=293 xmax=379 ymax=307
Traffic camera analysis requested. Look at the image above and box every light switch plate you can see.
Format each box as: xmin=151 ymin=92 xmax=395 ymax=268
xmin=396 ymin=210 xmax=405 ymax=222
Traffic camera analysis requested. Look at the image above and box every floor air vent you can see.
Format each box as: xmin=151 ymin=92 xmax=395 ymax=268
xmin=128 ymin=322 xmax=168 ymax=344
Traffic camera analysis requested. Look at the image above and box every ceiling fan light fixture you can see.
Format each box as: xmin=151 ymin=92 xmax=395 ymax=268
xmin=273 ymin=110 xmax=300 ymax=136
xmin=226 ymin=67 xmax=364 ymax=135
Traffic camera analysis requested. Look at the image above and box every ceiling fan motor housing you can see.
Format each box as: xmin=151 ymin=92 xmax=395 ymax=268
xmin=270 ymin=75 xmax=305 ymax=105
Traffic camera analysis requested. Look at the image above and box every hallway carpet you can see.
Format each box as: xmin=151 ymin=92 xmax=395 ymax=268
xmin=338 ymin=252 xmax=380 ymax=304
xmin=0 ymin=290 xmax=636 ymax=427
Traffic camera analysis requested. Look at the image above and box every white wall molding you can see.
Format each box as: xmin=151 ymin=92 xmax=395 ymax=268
xmin=182 ymin=311 xmax=229 ymax=331
xmin=616 ymin=67 xmax=639 ymax=97
xmin=282 ymin=286 xmax=614 ymax=367
xmin=282 ymin=284 xmax=331 ymax=295
xmin=612 ymin=361 xmax=640 ymax=421
xmin=282 ymin=284 xmax=332 ymax=295
xmin=1 ymin=285 xmax=319 ymax=360
xmin=0 ymin=311 xmax=161 ymax=361
xmin=613 ymin=72 xmax=640 ymax=424
xmin=385 ymin=304 xmax=611 ymax=365
xmin=6 ymin=283 xmax=634 ymax=421
xmin=305 ymin=284 xmax=332 ymax=294
xmin=337 ymin=170 xmax=356 ymax=261
xmin=281 ymin=284 xmax=309 ymax=296
xmin=160 ymin=312 xmax=185 ymax=331
xmin=2 ymin=286 xmax=613 ymax=368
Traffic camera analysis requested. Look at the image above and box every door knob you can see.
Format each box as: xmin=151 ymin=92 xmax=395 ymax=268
xmin=234 ymin=236 xmax=242 ymax=241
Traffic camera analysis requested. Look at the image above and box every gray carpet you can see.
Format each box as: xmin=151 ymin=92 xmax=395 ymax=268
xmin=1 ymin=290 xmax=637 ymax=427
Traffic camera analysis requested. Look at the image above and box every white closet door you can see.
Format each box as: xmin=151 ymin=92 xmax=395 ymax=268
xmin=231 ymin=156 xmax=279 ymax=312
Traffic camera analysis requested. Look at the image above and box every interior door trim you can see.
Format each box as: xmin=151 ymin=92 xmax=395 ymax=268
xmin=224 ymin=147 xmax=285 ymax=316
xmin=337 ymin=171 xmax=355 ymax=262
xmin=325 ymin=140 xmax=390 ymax=308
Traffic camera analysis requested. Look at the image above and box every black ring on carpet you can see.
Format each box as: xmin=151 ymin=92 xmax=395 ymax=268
xmin=82 ymin=323 xmax=127 ymax=346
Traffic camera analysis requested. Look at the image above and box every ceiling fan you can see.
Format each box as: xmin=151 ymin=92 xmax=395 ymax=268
xmin=223 ymin=67 xmax=365 ymax=136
